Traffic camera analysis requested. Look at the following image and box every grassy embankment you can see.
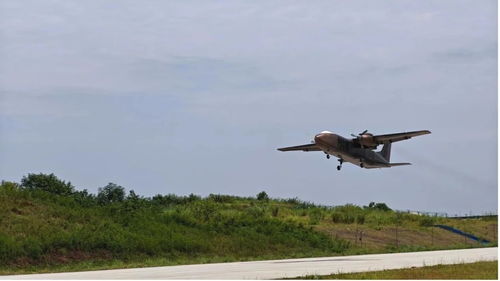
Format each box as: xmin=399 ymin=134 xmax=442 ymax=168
xmin=295 ymin=261 xmax=498 ymax=279
xmin=0 ymin=174 xmax=496 ymax=275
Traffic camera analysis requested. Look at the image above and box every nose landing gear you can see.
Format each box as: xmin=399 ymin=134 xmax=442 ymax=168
xmin=337 ymin=159 xmax=344 ymax=171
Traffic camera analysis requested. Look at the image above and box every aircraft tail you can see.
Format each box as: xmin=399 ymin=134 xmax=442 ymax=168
xmin=380 ymin=142 xmax=391 ymax=162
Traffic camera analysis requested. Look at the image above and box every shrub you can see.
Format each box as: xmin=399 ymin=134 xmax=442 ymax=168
xmin=366 ymin=202 xmax=392 ymax=211
xmin=208 ymin=193 xmax=234 ymax=203
xmin=271 ymin=206 xmax=279 ymax=217
xmin=285 ymin=197 xmax=300 ymax=204
xmin=309 ymin=208 xmax=323 ymax=225
xmin=72 ymin=189 xmax=96 ymax=206
xmin=419 ymin=216 xmax=436 ymax=227
xmin=356 ymin=213 xmax=366 ymax=224
xmin=97 ymin=183 xmax=126 ymax=204
xmin=191 ymin=201 xmax=218 ymax=222
xmin=331 ymin=212 xmax=356 ymax=224
xmin=246 ymin=206 xmax=266 ymax=219
xmin=0 ymin=181 xmax=20 ymax=192
xmin=187 ymin=193 xmax=201 ymax=202
xmin=257 ymin=191 xmax=269 ymax=201
xmin=20 ymin=173 xmax=74 ymax=195
xmin=331 ymin=204 xmax=364 ymax=224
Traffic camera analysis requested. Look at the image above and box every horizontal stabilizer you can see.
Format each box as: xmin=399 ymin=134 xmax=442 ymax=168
xmin=389 ymin=162 xmax=411 ymax=167
xmin=277 ymin=143 xmax=321 ymax=152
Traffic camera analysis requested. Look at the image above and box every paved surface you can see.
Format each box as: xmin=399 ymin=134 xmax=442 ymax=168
xmin=2 ymin=247 xmax=497 ymax=279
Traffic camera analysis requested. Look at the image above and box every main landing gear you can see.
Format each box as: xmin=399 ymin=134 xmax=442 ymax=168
xmin=326 ymin=154 xmax=330 ymax=159
xmin=337 ymin=159 xmax=344 ymax=171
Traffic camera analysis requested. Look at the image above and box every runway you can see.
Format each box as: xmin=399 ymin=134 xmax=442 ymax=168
xmin=2 ymin=247 xmax=497 ymax=279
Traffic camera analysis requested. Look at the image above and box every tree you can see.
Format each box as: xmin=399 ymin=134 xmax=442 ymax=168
xmin=72 ymin=189 xmax=96 ymax=206
xmin=0 ymin=181 xmax=20 ymax=192
xmin=20 ymin=173 xmax=74 ymax=195
xmin=97 ymin=183 xmax=125 ymax=204
xmin=373 ymin=203 xmax=391 ymax=211
xmin=257 ymin=191 xmax=269 ymax=201
xmin=365 ymin=202 xmax=391 ymax=212
xmin=127 ymin=190 xmax=140 ymax=201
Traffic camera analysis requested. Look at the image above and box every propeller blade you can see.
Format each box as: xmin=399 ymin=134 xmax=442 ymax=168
xmin=360 ymin=130 xmax=368 ymax=135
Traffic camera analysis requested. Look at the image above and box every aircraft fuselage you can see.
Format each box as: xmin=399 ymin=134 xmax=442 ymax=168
xmin=314 ymin=131 xmax=390 ymax=169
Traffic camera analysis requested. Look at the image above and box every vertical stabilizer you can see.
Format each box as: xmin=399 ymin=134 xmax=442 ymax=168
xmin=380 ymin=142 xmax=391 ymax=162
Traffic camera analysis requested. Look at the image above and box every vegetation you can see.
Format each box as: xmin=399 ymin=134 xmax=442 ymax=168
xmin=0 ymin=173 xmax=496 ymax=275
xmin=295 ymin=261 xmax=498 ymax=279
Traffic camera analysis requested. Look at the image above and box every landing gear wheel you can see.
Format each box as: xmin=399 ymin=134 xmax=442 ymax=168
xmin=360 ymin=163 xmax=364 ymax=168
xmin=326 ymin=155 xmax=330 ymax=159
xmin=337 ymin=159 xmax=343 ymax=171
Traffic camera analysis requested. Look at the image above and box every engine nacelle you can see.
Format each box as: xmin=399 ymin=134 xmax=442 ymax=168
xmin=358 ymin=133 xmax=378 ymax=149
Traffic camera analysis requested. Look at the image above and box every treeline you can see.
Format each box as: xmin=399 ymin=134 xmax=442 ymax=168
xmin=6 ymin=173 xmax=321 ymax=207
xmin=3 ymin=173 xmax=439 ymax=227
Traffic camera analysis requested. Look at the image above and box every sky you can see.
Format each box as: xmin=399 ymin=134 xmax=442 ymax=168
xmin=0 ymin=0 xmax=497 ymax=215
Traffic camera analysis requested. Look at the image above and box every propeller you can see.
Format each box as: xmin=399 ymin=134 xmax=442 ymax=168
xmin=351 ymin=130 xmax=370 ymax=148
xmin=351 ymin=130 xmax=368 ymax=138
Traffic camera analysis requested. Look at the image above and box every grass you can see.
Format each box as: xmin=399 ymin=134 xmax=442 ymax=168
xmin=295 ymin=261 xmax=498 ymax=279
xmin=0 ymin=174 xmax=497 ymax=275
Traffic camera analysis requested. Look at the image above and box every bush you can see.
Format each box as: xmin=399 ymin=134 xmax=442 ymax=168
xmin=331 ymin=211 xmax=356 ymax=224
xmin=72 ymin=189 xmax=96 ymax=206
xmin=356 ymin=213 xmax=366 ymax=224
xmin=246 ymin=206 xmax=265 ymax=219
xmin=366 ymin=202 xmax=392 ymax=211
xmin=190 ymin=201 xmax=218 ymax=222
xmin=20 ymin=173 xmax=74 ymax=195
xmin=208 ymin=193 xmax=234 ymax=203
xmin=271 ymin=206 xmax=280 ymax=217
xmin=97 ymin=183 xmax=126 ymax=204
xmin=309 ymin=208 xmax=323 ymax=225
xmin=419 ymin=216 xmax=436 ymax=227
xmin=257 ymin=191 xmax=269 ymax=201
xmin=331 ymin=204 xmax=364 ymax=224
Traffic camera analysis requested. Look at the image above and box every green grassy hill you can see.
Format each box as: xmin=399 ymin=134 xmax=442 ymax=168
xmin=0 ymin=174 xmax=496 ymax=274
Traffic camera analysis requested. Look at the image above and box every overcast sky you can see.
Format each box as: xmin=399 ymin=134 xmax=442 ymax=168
xmin=0 ymin=0 xmax=497 ymax=215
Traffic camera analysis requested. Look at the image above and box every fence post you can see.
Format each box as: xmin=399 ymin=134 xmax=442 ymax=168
xmin=431 ymin=226 xmax=434 ymax=246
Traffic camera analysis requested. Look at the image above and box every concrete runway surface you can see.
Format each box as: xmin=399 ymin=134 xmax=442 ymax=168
xmin=2 ymin=247 xmax=497 ymax=280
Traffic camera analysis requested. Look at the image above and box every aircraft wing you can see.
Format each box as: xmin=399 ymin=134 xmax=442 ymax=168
xmin=277 ymin=143 xmax=321 ymax=152
xmin=373 ymin=130 xmax=431 ymax=144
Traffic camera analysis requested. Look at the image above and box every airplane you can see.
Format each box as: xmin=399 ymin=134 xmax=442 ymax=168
xmin=277 ymin=130 xmax=431 ymax=170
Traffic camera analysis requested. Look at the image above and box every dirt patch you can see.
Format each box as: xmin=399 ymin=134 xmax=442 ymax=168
xmin=11 ymin=208 xmax=23 ymax=215
xmin=9 ymin=250 xmax=113 ymax=267
xmin=315 ymin=223 xmax=482 ymax=250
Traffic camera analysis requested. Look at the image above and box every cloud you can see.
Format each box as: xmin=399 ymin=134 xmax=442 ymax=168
xmin=431 ymin=46 xmax=497 ymax=64
xmin=0 ymin=0 xmax=496 ymax=215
